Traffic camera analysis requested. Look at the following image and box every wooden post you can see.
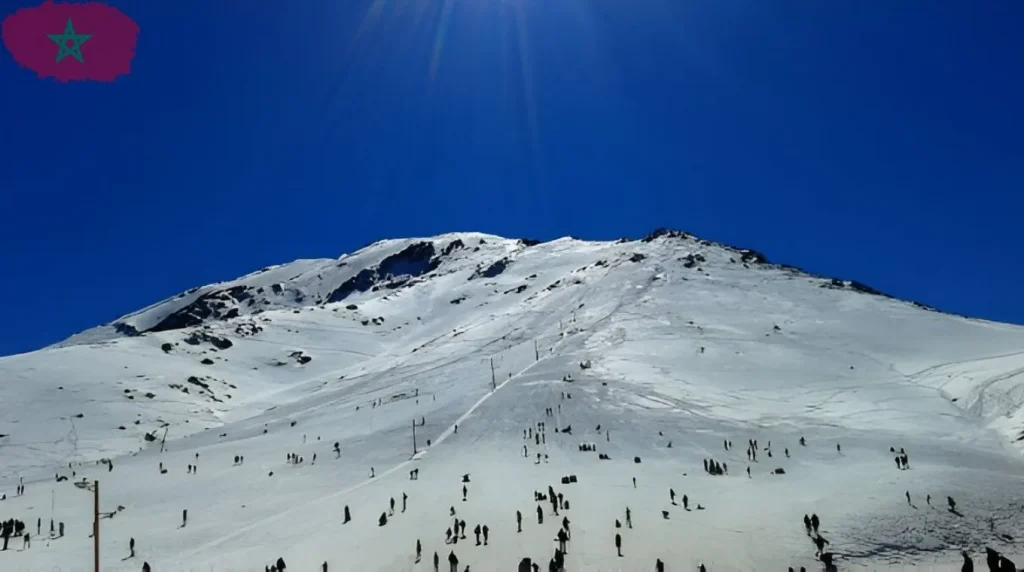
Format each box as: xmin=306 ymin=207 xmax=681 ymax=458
xmin=412 ymin=419 xmax=418 ymax=455
xmin=93 ymin=480 xmax=99 ymax=572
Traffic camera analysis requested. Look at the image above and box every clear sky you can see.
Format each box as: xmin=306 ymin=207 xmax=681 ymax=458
xmin=1 ymin=0 xmax=1021 ymax=356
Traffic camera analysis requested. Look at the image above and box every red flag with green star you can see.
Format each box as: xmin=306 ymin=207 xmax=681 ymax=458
xmin=2 ymin=1 xmax=139 ymax=83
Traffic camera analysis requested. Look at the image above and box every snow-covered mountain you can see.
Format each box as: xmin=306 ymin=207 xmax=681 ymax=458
xmin=2 ymin=229 xmax=1023 ymax=571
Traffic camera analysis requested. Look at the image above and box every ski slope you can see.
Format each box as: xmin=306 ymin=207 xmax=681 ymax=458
xmin=1 ymin=230 xmax=1023 ymax=571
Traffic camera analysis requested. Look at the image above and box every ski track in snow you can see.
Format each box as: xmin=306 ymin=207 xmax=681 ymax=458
xmin=1 ymin=232 xmax=1024 ymax=571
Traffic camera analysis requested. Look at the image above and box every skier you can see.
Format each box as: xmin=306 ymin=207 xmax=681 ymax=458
xmin=626 ymin=507 xmax=632 ymax=528
xmin=633 ymin=477 xmax=637 ymax=489
xmin=906 ymin=491 xmax=912 ymax=506
xmin=182 ymin=509 xmax=188 ymax=527
xmin=948 ymin=496 xmax=957 ymax=512
xmin=379 ymin=512 xmax=388 ymax=527
xmin=803 ymin=514 xmax=812 ymax=533
xmin=482 ymin=524 xmax=489 ymax=545
xmin=615 ymin=533 xmax=623 ymax=557
xmin=670 ymin=488 xmax=676 ymax=505
xmin=474 ymin=524 xmax=482 ymax=546
xmin=449 ymin=551 xmax=459 ymax=572
xmin=537 ymin=505 xmax=544 ymax=524
xmin=390 ymin=497 xmax=396 ymax=515
xmin=557 ymin=528 xmax=569 ymax=553
xmin=142 ymin=563 xmax=151 ymax=572
xmin=434 ymin=551 xmax=440 ymax=572
xmin=562 ymin=516 xmax=570 ymax=539
xmin=810 ymin=513 xmax=820 ymax=533
xmin=403 ymin=492 xmax=408 ymax=513
xmin=657 ymin=559 xmax=665 ymax=572
xmin=463 ymin=485 xmax=468 ymax=501
xmin=130 ymin=537 xmax=135 ymax=558
xmin=344 ymin=505 xmax=351 ymax=524
xmin=417 ymin=539 xmax=422 ymax=561
xmin=837 ymin=443 xmax=841 ymax=453
xmin=683 ymin=494 xmax=689 ymax=510
xmin=517 ymin=510 xmax=523 ymax=532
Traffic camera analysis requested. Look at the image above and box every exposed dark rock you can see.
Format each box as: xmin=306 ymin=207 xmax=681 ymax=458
xmin=518 ymin=238 xmax=543 ymax=247
xmin=450 ymin=296 xmax=466 ymax=305
xmin=222 ymin=308 xmax=240 ymax=320
xmin=160 ymin=343 xmax=173 ymax=353
xmin=739 ymin=249 xmax=769 ymax=264
xmin=442 ymin=239 xmax=465 ymax=256
xmin=327 ymin=242 xmax=441 ymax=303
xmin=113 ymin=322 xmax=140 ymax=336
xmin=361 ymin=320 xmax=370 ymax=326
xmin=271 ymin=284 xmax=283 ymax=294
xmin=470 ymin=257 xmax=510 ymax=280
xmin=183 ymin=331 xmax=233 ymax=350
xmin=504 ymin=284 xmax=529 ymax=295
xmin=546 ymin=280 xmax=562 ymax=291
xmin=201 ymin=358 xmax=214 ymax=365
xmin=641 ymin=228 xmax=689 ymax=242
xmin=346 ymin=304 xmax=358 ymax=310
xmin=629 ymin=253 xmax=646 ymax=263
xmin=145 ymin=392 xmax=155 ymax=398
xmin=298 ymin=355 xmax=312 ymax=364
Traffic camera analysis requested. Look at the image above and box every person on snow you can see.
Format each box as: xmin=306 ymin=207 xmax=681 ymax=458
xmin=948 ymin=496 xmax=957 ymax=513
xmin=475 ymin=524 xmax=482 ymax=545
xmin=961 ymin=550 xmax=974 ymax=572
xmin=130 ymin=537 xmax=135 ymax=558
xmin=379 ymin=512 xmax=388 ymax=527
xmin=803 ymin=514 xmax=812 ymax=533
xmin=434 ymin=551 xmax=440 ymax=572
xmin=615 ymin=533 xmax=623 ymax=557
xmin=344 ymin=505 xmax=351 ymax=524
xmin=813 ymin=534 xmax=830 ymax=557
xmin=626 ymin=507 xmax=632 ymax=528
xmin=656 ymin=559 xmax=665 ymax=572
xmin=463 ymin=485 xmax=468 ymax=502
xmin=482 ymin=524 xmax=489 ymax=545
xmin=142 ymin=563 xmax=150 ymax=572
xmin=181 ymin=509 xmax=188 ymax=528
xmin=682 ymin=494 xmax=689 ymax=510
xmin=670 ymin=488 xmax=676 ymax=505
xmin=537 ymin=505 xmax=544 ymax=524
xmin=517 ymin=510 xmax=523 ymax=532
xmin=562 ymin=516 xmax=570 ymax=539
xmin=906 ymin=491 xmax=912 ymax=506
xmin=417 ymin=539 xmax=422 ymax=561
xmin=276 ymin=557 xmax=287 ymax=571
xmin=810 ymin=513 xmax=820 ymax=533
xmin=557 ymin=527 xmax=569 ymax=554
xmin=390 ymin=497 xmax=396 ymax=515
xmin=448 ymin=551 xmax=459 ymax=572
xmin=403 ymin=492 xmax=408 ymax=513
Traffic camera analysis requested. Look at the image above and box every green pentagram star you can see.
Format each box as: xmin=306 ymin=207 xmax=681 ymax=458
xmin=48 ymin=19 xmax=91 ymax=63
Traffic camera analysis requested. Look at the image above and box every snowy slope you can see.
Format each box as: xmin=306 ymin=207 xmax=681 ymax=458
xmin=2 ymin=229 xmax=1023 ymax=571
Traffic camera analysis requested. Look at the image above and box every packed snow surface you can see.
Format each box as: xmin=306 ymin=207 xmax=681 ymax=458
xmin=2 ymin=231 xmax=1023 ymax=571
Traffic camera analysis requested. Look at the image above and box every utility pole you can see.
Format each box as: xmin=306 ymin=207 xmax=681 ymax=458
xmin=93 ymin=480 xmax=99 ymax=572
xmin=534 ymin=340 xmax=539 ymax=362
xmin=412 ymin=418 xmax=417 ymax=455
xmin=489 ymin=357 xmax=496 ymax=391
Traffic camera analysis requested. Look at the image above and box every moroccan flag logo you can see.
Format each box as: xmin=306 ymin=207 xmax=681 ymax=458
xmin=2 ymin=1 xmax=139 ymax=82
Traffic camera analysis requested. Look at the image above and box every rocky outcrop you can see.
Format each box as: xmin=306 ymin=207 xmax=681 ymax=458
xmin=326 ymin=242 xmax=442 ymax=303
xmin=470 ymin=257 xmax=510 ymax=281
xmin=183 ymin=331 xmax=233 ymax=350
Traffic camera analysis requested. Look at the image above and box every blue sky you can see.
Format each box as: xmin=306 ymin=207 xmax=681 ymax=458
xmin=1 ymin=0 xmax=1021 ymax=356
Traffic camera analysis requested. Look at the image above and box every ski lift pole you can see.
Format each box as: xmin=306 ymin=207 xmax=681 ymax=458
xmin=93 ymin=480 xmax=99 ymax=572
